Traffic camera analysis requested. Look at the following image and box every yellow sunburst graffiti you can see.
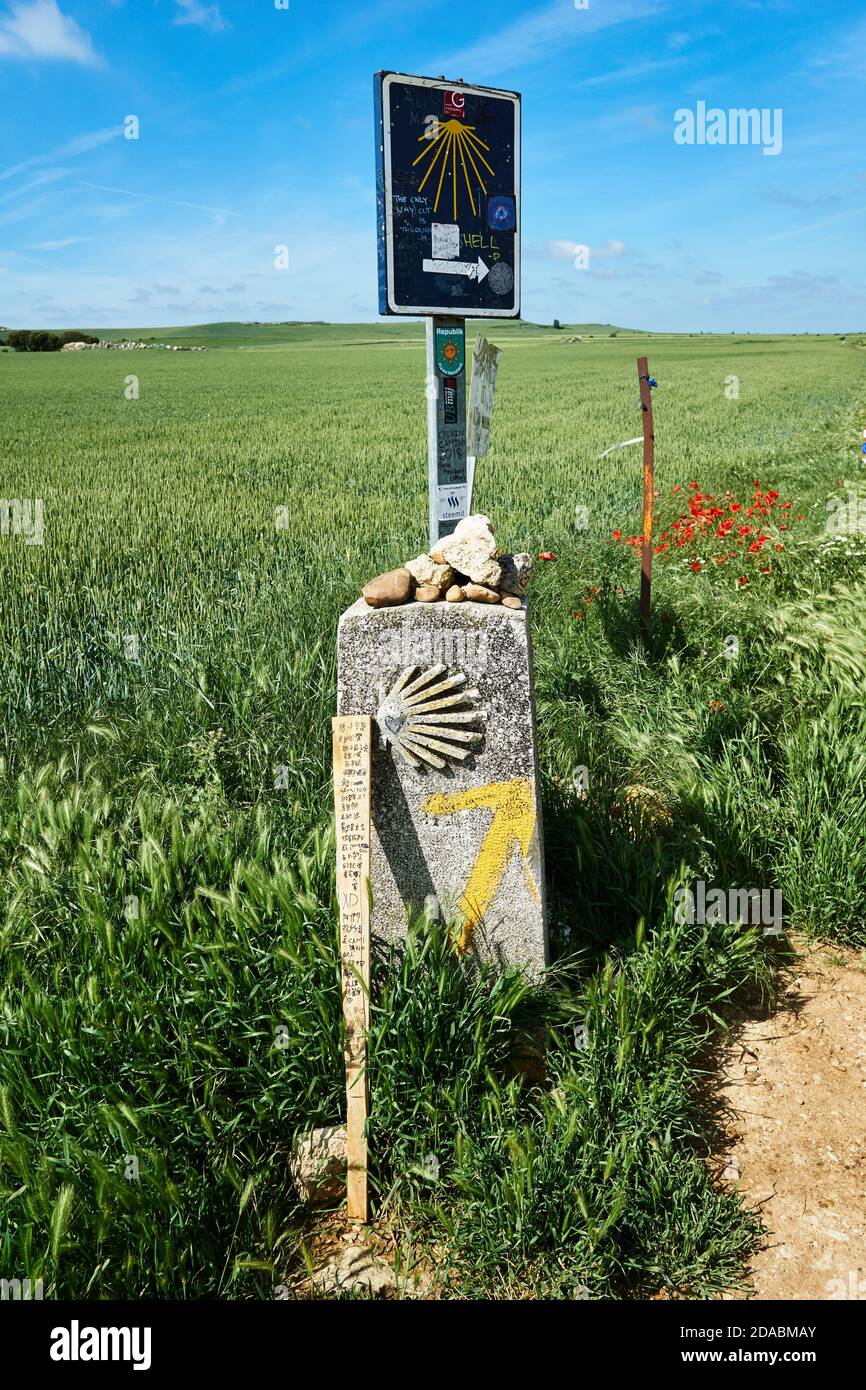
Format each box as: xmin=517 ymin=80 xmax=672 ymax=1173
xmin=412 ymin=118 xmax=495 ymax=220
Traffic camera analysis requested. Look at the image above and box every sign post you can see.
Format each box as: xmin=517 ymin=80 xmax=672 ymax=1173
xmin=637 ymin=357 xmax=656 ymax=631
xmin=375 ymin=70 xmax=521 ymax=544
xmin=426 ymin=316 xmax=468 ymax=547
xmin=332 ymin=715 xmax=373 ymax=1223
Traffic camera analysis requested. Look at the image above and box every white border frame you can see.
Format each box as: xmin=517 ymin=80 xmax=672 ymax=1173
xmin=382 ymin=72 xmax=521 ymax=318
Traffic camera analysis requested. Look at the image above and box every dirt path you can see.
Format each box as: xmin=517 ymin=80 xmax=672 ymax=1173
xmin=717 ymin=941 xmax=866 ymax=1300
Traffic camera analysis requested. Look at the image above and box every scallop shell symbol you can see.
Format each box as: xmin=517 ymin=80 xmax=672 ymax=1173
xmin=376 ymin=664 xmax=485 ymax=770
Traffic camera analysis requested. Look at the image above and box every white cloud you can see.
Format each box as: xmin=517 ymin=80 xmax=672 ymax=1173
xmin=29 ymin=236 xmax=84 ymax=249
xmin=807 ymin=14 xmax=866 ymax=81
xmin=0 ymin=167 xmax=69 ymax=203
xmin=0 ymin=212 xmax=375 ymax=327
xmin=581 ymin=57 xmax=683 ymax=88
xmin=756 ymin=205 xmax=866 ymax=244
xmin=174 ymin=0 xmax=227 ymax=34
xmin=548 ymin=238 xmax=627 ymax=260
xmin=0 ymin=0 xmax=102 ymax=65
xmin=76 ymin=179 xmax=239 ymax=220
xmin=429 ymin=0 xmax=670 ymax=79
xmin=0 ymin=126 xmax=121 ymax=183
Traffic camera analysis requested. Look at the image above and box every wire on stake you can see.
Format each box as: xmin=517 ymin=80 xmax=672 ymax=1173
xmin=598 ymin=366 xmax=658 ymax=631
xmin=637 ymin=359 xmax=656 ymax=632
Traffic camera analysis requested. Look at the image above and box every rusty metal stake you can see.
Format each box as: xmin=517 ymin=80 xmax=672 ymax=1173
xmin=637 ymin=357 xmax=655 ymax=632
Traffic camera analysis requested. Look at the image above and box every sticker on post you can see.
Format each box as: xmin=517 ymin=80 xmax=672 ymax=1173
xmin=488 ymin=195 xmax=516 ymax=232
xmin=438 ymin=484 xmax=467 ymax=522
xmin=435 ymin=326 xmax=465 ymax=376
xmin=432 ymin=223 xmax=461 ymax=260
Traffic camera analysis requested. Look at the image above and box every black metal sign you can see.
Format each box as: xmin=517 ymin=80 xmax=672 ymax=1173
xmin=375 ymin=71 xmax=521 ymax=318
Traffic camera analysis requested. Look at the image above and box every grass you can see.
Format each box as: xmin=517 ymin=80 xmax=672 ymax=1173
xmin=0 ymin=328 xmax=863 ymax=1298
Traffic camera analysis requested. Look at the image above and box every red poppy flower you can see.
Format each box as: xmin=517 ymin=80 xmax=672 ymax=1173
xmin=738 ymin=576 xmax=748 ymax=586
xmin=672 ymin=485 xmax=682 ymax=493
xmin=612 ymin=530 xmax=622 ymax=540
xmin=691 ymin=561 xmax=702 ymax=572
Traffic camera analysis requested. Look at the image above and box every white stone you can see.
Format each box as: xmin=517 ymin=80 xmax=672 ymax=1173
xmin=290 ymin=1124 xmax=347 ymax=1204
xmin=453 ymin=513 xmax=494 ymax=542
xmin=438 ymin=532 xmax=501 ymax=587
xmin=311 ymin=1245 xmax=396 ymax=1296
xmin=404 ymin=554 xmax=454 ymax=591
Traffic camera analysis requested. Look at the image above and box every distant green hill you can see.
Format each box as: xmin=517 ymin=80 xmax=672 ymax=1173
xmin=71 ymin=319 xmax=644 ymax=350
xmin=21 ymin=321 xmax=847 ymax=352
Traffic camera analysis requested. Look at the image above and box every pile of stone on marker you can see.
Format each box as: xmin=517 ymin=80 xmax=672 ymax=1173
xmin=361 ymin=515 xmax=533 ymax=610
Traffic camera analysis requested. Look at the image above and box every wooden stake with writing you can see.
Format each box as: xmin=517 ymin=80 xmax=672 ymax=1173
xmin=637 ymin=356 xmax=656 ymax=631
xmin=332 ymin=715 xmax=372 ymax=1223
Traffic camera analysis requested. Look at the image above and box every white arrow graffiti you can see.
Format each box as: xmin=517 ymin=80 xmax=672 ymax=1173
xmin=422 ymin=256 xmax=490 ymax=282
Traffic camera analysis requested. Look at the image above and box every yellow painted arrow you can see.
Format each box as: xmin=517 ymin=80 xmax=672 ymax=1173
xmin=422 ymin=777 xmax=540 ymax=952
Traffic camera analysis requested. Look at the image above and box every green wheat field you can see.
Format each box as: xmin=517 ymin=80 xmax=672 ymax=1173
xmin=1 ymin=323 xmax=864 ymax=1298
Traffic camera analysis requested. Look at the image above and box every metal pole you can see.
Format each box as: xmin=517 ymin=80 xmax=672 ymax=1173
xmin=637 ymin=356 xmax=655 ymax=631
xmin=426 ymin=316 xmax=468 ymax=550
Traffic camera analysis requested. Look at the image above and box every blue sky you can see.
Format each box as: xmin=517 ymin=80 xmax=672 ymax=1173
xmin=1 ymin=0 xmax=864 ymax=331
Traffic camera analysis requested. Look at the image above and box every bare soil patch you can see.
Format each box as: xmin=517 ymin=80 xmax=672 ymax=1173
xmin=717 ymin=940 xmax=866 ymax=1300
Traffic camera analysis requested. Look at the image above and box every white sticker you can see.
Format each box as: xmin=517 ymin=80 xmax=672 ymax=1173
xmin=437 ymin=484 xmax=467 ymax=522
xmin=432 ymin=222 xmax=461 ymax=260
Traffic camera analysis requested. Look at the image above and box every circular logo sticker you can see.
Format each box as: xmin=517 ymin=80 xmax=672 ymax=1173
xmin=488 ymin=261 xmax=514 ymax=296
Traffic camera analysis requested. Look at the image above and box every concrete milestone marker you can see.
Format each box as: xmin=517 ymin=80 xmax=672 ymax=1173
xmin=337 ymin=598 xmax=547 ymax=973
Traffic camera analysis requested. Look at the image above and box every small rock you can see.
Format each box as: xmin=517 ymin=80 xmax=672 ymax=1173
xmin=362 ymin=568 xmax=414 ymax=608
xmin=430 ymin=549 xmax=446 ymax=564
xmin=453 ymin=513 xmax=494 ymax=542
xmin=404 ymin=554 xmax=454 ymax=592
xmin=415 ymin=584 xmax=441 ymax=603
xmin=290 ymin=1125 xmax=347 ymax=1204
xmin=499 ymin=552 xmax=534 ymax=597
xmin=501 ymin=595 xmax=523 ymax=609
xmin=423 ymin=894 xmax=441 ymax=922
xmin=439 ymin=516 xmax=501 ymax=588
xmin=463 ymin=583 xmax=501 ymax=604
xmin=445 ymin=584 xmax=464 ymax=602
xmin=311 ymin=1244 xmax=396 ymax=1296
